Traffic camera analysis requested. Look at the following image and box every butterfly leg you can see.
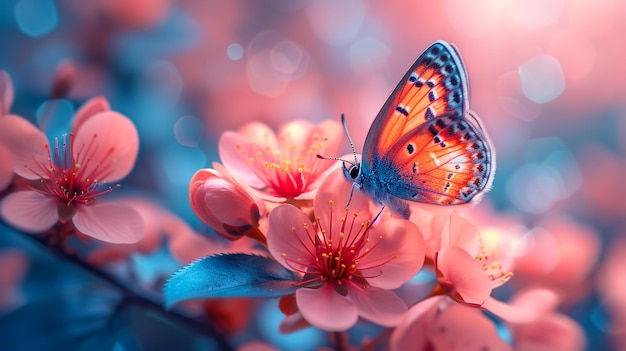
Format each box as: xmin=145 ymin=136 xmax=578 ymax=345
xmin=371 ymin=205 xmax=386 ymax=224
xmin=344 ymin=181 xmax=359 ymax=209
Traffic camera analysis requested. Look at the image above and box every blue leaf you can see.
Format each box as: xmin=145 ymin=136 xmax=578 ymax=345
xmin=164 ymin=254 xmax=300 ymax=308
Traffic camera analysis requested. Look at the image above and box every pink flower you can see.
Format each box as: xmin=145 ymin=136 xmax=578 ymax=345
xmin=266 ymin=170 xmax=425 ymax=331
xmin=189 ymin=164 xmax=265 ymax=242
xmin=424 ymin=210 xmax=514 ymax=307
xmin=0 ymin=98 xmax=143 ymax=243
xmin=512 ymin=215 xmax=600 ymax=300
xmin=506 ymin=289 xmax=586 ymax=351
xmin=390 ymin=296 xmax=512 ymax=351
xmin=218 ymin=120 xmax=343 ymax=202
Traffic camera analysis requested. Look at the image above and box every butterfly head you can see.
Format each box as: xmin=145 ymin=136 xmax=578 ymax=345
xmin=342 ymin=160 xmax=362 ymax=185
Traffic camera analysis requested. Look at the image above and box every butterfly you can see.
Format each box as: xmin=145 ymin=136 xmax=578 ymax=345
xmin=336 ymin=40 xmax=495 ymax=219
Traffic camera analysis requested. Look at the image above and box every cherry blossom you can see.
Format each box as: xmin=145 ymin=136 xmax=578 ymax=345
xmin=0 ymin=98 xmax=143 ymax=243
xmin=218 ymin=120 xmax=342 ymax=202
xmin=266 ymin=170 xmax=425 ymax=331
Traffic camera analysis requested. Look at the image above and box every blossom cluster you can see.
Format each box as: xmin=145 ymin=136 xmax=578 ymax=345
xmin=180 ymin=118 xmax=585 ymax=350
xmin=0 ymin=69 xmax=589 ymax=350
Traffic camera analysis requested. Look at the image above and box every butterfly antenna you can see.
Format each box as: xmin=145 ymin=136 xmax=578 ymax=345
xmin=315 ymin=113 xmax=359 ymax=167
xmin=315 ymin=154 xmax=356 ymax=167
xmin=341 ymin=113 xmax=359 ymax=165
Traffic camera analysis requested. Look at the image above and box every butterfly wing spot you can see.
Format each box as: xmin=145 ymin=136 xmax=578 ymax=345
xmin=413 ymin=77 xmax=426 ymax=88
xmin=406 ymin=143 xmax=416 ymax=155
xmin=449 ymin=91 xmax=462 ymax=106
xmin=396 ymin=104 xmax=410 ymax=117
xmin=412 ymin=162 xmax=418 ymax=173
xmin=445 ymin=75 xmax=460 ymax=89
xmin=428 ymin=90 xmax=437 ymax=102
xmin=425 ymin=106 xmax=436 ymax=120
xmin=426 ymin=79 xmax=436 ymax=88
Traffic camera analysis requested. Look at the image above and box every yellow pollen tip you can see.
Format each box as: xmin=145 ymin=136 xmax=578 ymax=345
xmin=298 ymin=167 xmax=303 ymax=173
xmin=291 ymin=226 xmax=296 ymax=231
xmin=281 ymin=253 xmax=287 ymax=257
xmin=329 ymin=200 xmax=333 ymax=205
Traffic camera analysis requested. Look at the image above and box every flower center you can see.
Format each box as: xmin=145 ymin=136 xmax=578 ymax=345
xmin=28 ymin=132 xmax=118 ymax=206
xmin=475 ymin=241 xmax=514 ymax=288
xmin=282 ymin=200 xmax=391 ymax=294
xmin=238 ymin=129 xmax=332 ymax=198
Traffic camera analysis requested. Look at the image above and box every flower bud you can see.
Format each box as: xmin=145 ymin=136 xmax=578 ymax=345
xmin=189 ymin=168 xmax=262 ymax=240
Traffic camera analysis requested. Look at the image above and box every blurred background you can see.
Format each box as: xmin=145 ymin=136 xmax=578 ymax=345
xmin=1 ymin=0 xmax=625 ymax=350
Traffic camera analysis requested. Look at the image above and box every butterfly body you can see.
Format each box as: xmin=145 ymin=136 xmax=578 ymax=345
xmin=343 ymin=41 xmax=495 ymax=218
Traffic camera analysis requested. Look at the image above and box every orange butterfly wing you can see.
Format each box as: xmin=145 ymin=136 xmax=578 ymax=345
xmin=363 ymin=41 xmax=468 ymax=163
xmin=383 ymin=112 xmax=494 ymax=204
xmin=360 ymin=41 xmax=495 ymax=205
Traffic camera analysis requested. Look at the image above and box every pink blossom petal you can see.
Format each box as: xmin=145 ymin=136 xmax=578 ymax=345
xmin=512 ymin=313 xmax=586 ymax=351
xmin=72 ymin=96 xmax=110 ymax=132
xmin=218 ymin=124 xmax=278 ymax=189
xmin=0 ymin=144 xmax=13 ymax=191
xmin=436 ymin=246 xmax=492 ymax=305
xmin=73 ymin=202 xmax=144 ymax=243
xmin=267 ymin=204 xmax=316 ymax=272
xmin=0 ymin=115 xmax=50 ymax=180
xmin=510 ymin=288 xmax=560 ymax=316
xmin=0 ymin=191 xmax=58 ymax=232
xmin=431 ymin=303 xmax=512 ymax=351
xmin=410 ymin=205 xmax=448 ymax=259
xmin=348 ymin=286 xmax=407 ymax=327
xmin=277 ymin=120 xmax=343 ymax=189
xmin=296 ymin=284 xmax=358 ymax=331
xmin=442 ymin=210 xmax=480 ymax=256
xmin=390 ymin=296 xmax=445 ymax=351
xmin=73 ymin=111 xmax=139 ymax=183
xmin=201 ymin=178 xmax=255 ymax=224
xmin=482 ymin=296 xmax=545 ymax=324
xmin=360 ymin=219 xmax=425 ymax=289
xmin=314 ymin=169 xmax=372 ymax=235
xmin=0 ymin=71 xmax=14 ymax=115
